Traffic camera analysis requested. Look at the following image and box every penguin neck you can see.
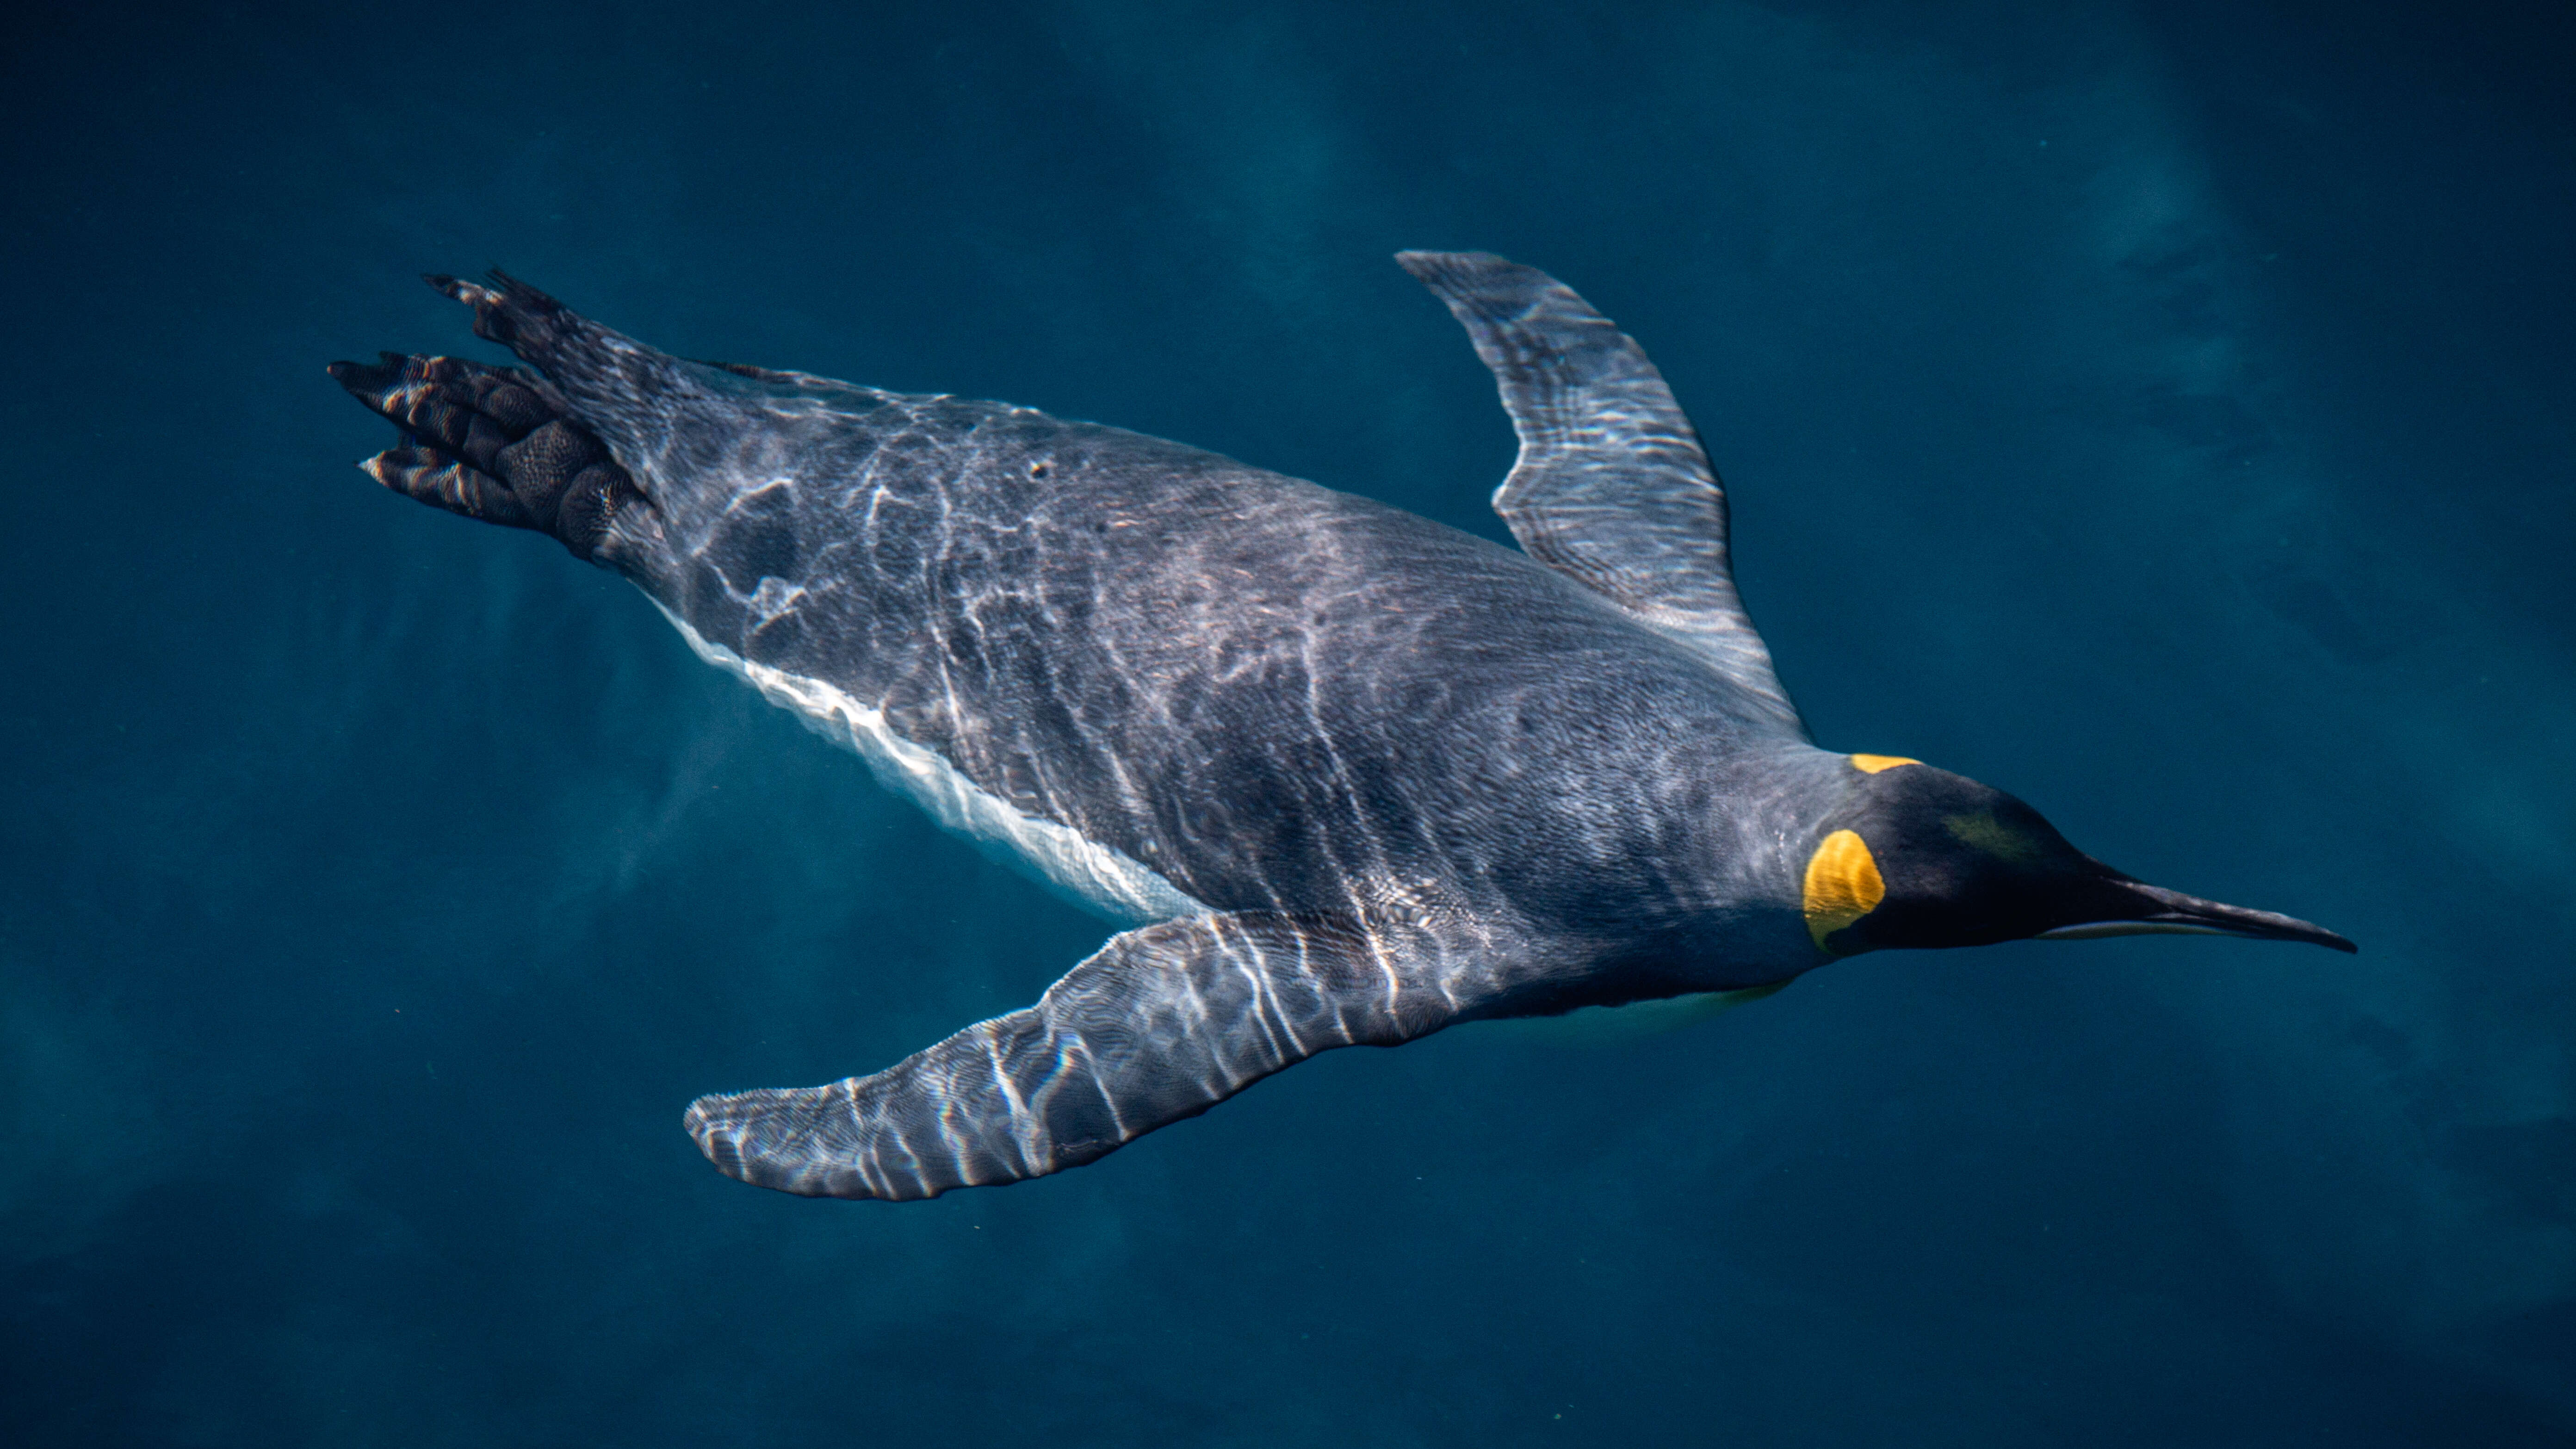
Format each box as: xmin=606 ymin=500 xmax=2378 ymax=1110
xmin=1614 ymin=741 xmax=1864 ymax=994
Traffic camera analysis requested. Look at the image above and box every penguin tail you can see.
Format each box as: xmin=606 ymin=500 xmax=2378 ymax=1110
xmin=406 ymin=268 xmax=704 ymax=457
xmin=423 ymin=269 xmax=571 ymax=356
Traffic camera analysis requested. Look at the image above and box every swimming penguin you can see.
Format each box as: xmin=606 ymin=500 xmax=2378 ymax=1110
xmin=328 ymin=252 xmax=2352 ymax=1201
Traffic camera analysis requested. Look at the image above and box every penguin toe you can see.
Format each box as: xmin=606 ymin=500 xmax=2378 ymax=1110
xmin=359 ymin=446 xmax=533 ymax=529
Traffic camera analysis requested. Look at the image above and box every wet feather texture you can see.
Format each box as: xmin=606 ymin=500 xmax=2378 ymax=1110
xmin=2 ymin=0 xmax=2569 ymax=1443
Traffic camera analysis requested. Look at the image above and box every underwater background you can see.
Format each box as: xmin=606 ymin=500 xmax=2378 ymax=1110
xmin=4 ymin=0 xmax=2571 ymax=1443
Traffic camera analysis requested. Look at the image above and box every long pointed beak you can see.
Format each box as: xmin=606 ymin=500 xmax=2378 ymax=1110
xmin=2037 ymin=880 xmax=2356 ymax=953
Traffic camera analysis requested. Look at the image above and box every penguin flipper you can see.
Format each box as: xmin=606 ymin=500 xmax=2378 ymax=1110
xmin=1398 ymin=251 xmax=1803 ymax=737
xmin=684 ymin=911 xmax=1471 ymax=1200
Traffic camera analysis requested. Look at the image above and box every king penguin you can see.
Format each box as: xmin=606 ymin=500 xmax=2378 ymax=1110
xmin=328 ymin=251 xmax=2353 ymax=1201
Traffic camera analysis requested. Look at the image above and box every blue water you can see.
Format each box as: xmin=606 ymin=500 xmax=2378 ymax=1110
xmin=5 ymin=1 xmax=2570 ymax=1442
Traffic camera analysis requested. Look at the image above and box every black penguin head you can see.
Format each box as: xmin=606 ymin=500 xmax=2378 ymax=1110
xmin=1800 ymin=756 xmax=2354 ymax=957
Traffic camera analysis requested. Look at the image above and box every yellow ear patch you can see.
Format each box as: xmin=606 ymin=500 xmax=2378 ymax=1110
xmin=1803 ymin=829 xmax=1886 ymax=949
xmin=1849 ymin=754 xmax=1920 ymax=774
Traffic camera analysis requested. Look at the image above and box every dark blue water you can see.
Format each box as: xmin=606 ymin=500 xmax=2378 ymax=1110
xmin=5 ymin=1 xmax=2570 ymax=1442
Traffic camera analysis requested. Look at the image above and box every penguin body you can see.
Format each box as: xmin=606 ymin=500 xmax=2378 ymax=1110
xmin=329 ymin=252 xmax=2348 ymax=1201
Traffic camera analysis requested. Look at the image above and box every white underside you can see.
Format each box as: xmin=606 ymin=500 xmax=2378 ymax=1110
xmin=1472 ymin=981 xmax=1790 ymax=1044
xmin=656 ymin=603 xmax=1209 ymax=928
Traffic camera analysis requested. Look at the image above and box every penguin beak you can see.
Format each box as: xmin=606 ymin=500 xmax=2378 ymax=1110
xmin=2036 ymin=880 xmax=2357 ymax=953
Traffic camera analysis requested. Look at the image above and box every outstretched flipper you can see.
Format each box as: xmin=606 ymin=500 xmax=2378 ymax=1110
xmin=1399 ymin=251 xmax=1803 ymax=737
xmin=326 ymin=345 xmax=650 ymax=561
xmin=686 ymin=911 xmax=1481 ymax=1200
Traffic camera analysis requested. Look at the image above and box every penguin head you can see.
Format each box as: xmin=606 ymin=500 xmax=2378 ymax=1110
xmin=1800 ymin=755 xmax=2353 ymax=957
